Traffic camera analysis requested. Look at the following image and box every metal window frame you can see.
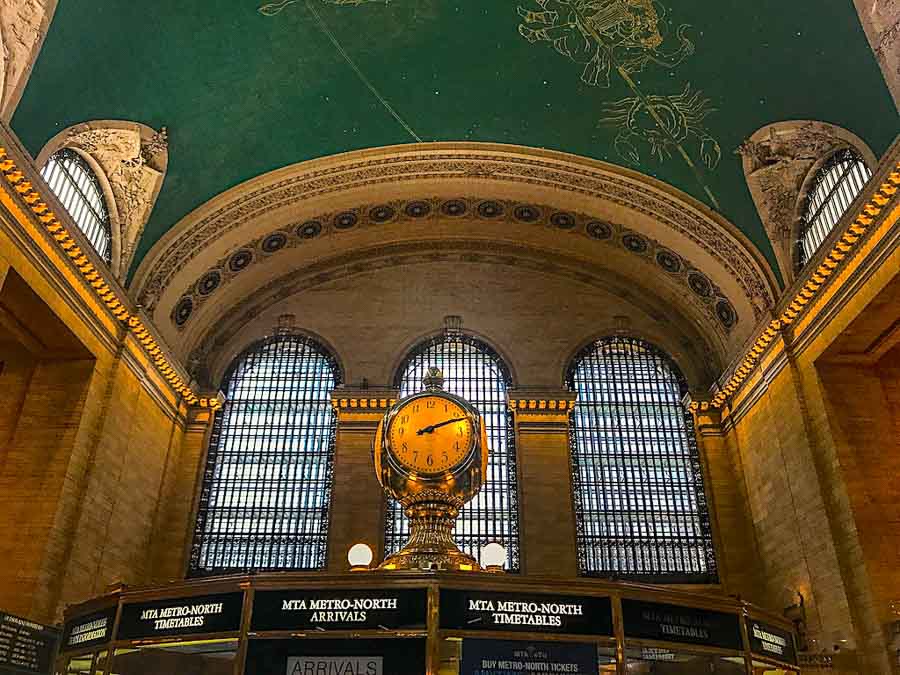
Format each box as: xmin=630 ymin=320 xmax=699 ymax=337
xmin=189 ymin=333 xmax=343 ymax=577
xmin=40 ymin=148 xmax=112 ymax=263
xmin=566 ymin=336 xmax=718 ymax=583
xmin=384 ymin=333 xmax=521 ymax=571
xmin=797 ymin=148 xmax=872 ymax=270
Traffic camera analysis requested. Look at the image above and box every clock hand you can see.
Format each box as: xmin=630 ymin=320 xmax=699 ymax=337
xmin=415 ymin=417 xmax=467 ymax=435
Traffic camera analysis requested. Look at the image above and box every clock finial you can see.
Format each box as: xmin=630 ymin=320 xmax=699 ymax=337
xmin=422 ymin=367 xmax=444 ymax=391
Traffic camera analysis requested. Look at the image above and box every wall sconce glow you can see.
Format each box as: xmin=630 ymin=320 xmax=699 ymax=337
xmin=481 ymin=542 xmax=507 ymax=572
xmin=348 ymin=543 xmax=374 ymax=570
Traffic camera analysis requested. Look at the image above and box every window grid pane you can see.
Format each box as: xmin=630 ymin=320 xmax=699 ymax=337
xmin=798 ymin=148 xmax=872 ymax=270
xmin=567 ymin=337 xmax=717 ymax=583
xmin=385 ymin=334 xmax=520 ymax=571
xmin=189 ymin=334 xmax=341 ymax=576
xmin=40 ymin=148 xmax=112 ymax=263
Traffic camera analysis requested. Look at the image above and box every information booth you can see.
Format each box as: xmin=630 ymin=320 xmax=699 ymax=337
xmin=56 ymin=573 xmax=799 ymax=675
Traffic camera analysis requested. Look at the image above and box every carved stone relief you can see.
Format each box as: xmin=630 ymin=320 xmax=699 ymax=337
xmin=46 ymin=122 xmax=168 ymax=279
xmin=737 ymin=121 xmax=875 ymax=284
xmin=0 ymin=0 xmax=56 ymax=121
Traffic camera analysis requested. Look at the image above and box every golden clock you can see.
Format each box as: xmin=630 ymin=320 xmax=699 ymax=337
xmin=386 ymin=395 xmax=475 ymax=475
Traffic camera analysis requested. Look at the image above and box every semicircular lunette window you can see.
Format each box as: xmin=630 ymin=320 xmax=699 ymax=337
xmin=385 ymin=334 xmax=521 ymax=571
xmin=189 ymin=332 xmax=342 ymax=576
xmin=566 ymin=337 xmax=717 ymax=583
xmin=798 ymin=148 xmax=872 ymax=269
xmin=40 ymin=148 xmax=112 ymax=263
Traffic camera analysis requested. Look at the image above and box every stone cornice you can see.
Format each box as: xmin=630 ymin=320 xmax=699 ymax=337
xmin=331 ymin=388 xmax=399 ymax=414
xmin=507 ymin=389 xmax=577 ymax=414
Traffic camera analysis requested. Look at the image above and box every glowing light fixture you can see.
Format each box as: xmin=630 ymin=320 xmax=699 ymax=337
xmin=348 ymin=543 xmax=374 ymax=571
xmin=481 ymin=542 xmax=507 ymax=573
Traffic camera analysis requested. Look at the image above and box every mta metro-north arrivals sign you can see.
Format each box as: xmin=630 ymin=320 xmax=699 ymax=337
xmin=621 ymin=599 xmax=742 ymax=650
xmin=117 ymin=592 xmax=244 ymax=640
xmin=440 ymin=589 xmax=613 ymax=635
xmin=0 ymin=611 xmax=59 ymax=675
xmin=251 ymin=589 xmax=427 ymax=632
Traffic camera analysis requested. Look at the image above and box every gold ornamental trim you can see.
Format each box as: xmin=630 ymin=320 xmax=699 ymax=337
xmin=0 ymin=144 xmax=220 ymax=411
xmin=698 ymin=160 xmax=900 ymax=411
xmin=508 ymin=399 xmax=576 ymax=412
xmin=331 ymin=397 xmax=397 ymax=411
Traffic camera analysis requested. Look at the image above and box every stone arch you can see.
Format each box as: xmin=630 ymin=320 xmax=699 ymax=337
xmin=0 ymin=0 xmax=58 ymax=121
xmin=37 ymin=120 xmax=169 ymax=279
xmin=738 ymin=120 xmax=876 ymax=285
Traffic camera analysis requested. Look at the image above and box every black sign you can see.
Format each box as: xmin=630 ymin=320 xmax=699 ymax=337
xmin=245 ymin=638 xmax=426 ymax=675
xmin=61 ymin=608 xmax=117 ymax=652
xmin=0 ymin=611 xmax=59 ymax=675
xmin=252 ymin=588 xmax=426 ymax=632
xmin=460 ymin=639 xmax=598 ymax=675
xmin=117 ymin=592 xmax=243 ymax=640
xmin=748 ymin=619 xmax=797 ymax=665
xmin=622 ymin=600 xmax=742 ymax=650
xmin=440 ymin=590 xmax=613 ymax=636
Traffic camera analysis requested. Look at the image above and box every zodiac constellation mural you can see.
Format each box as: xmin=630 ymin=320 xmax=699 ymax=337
xmin=599 ymin=84 xmax=721 ymax=169
xmin=516 ymin=0 xmax=721 ymax=205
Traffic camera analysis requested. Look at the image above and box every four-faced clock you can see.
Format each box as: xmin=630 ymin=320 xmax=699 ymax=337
xmin=386 ymin=395 xmax=475 ymax=474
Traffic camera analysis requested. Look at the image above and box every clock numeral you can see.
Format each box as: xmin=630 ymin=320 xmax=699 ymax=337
xmin=413 ymin=404 xmax=419 ymax=413
xmin=457 ymin=427 xmax=463 ymax=437
xmin=413 ymin=451 xmax=418 ymax=464
xmin=442 ymin=451 xmax=449 ymax=463
xmin=402 ymin=442 xmax=408 ymax=453
xmin=454 ymin=441 xmax=460 ymax=450
xmin=398 ymin=427 xmax=405 ymax=437
xmin=400 ymin=415 xmax=409 ymax=424
xmin=444 ymin=403 xmax=449 ymax=412
xmin=426 ymin=454 xmax=434 ymax=467
xmin=426 ymin=400 xmax=435 ymax=409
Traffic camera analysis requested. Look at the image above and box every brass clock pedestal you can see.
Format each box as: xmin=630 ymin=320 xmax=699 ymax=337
xmin=379 ymin=491 xmax=480 ymax=571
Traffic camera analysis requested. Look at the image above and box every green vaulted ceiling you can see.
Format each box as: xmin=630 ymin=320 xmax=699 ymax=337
xmin=12 ymin=0 xmax=899 ymax=277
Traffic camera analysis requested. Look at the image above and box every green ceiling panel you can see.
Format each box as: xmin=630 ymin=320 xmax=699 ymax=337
xmin=12 ymin=0 xmax=899 ymax=278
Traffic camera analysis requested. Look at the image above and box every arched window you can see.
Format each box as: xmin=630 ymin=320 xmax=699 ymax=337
xmin=798 ymin=148 xmax=871 ymax=269
xmin=189 ymin=333 xmax=341 ymax=576
xmin=40 ymin=148 xmax=112 ymax=263
xmin=566 ymin=337 xmax=716 ymax=582
xmin=385 ymin=334 xmax=520 ymax=570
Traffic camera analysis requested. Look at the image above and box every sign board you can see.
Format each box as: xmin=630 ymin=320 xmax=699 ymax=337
xmin=251 ymin=588 xmax=427 ymax=631
xmin=245 ymin=638 xmax=425 ymax=675
xmin=440 ymin=589 xmax=613 ymax=636
xmin=286 ymin=656 xmax=383 ymax=675
xmin=748 ymin=619 xmax=797 ymax=665
xmin=117 ymin=592 xmax=244 ymax=640
xmin=621 ymin=599 xmax=742 ymax=650
xmin=61 ymin=608 xmax=117 ymax=652
xmin=460 ymin=639 xmax=598 ymax=675
xmin=0 ymin=611 xmax=59 ymax=675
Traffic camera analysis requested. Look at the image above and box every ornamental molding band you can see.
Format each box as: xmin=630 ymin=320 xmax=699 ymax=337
xmin=37 ymin=120 xmax=169 ymax=280
xmin=169 ymin=196 xmax=740 ymax=336
xmin=132 ymin=144 xmax=778 ymax=320
xmin=185 ymin=239 xmax=724 ymax=388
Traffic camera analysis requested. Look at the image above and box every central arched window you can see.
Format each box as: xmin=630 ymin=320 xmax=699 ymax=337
xmin=189 ymin=333 xmax=341 ymax=576
xmin=40 ymin=148 xmax=112 ymax=263
xmin=566 ymin=336 xmax=716 ymax=583
xmin=385 ymin=334 xmax=520 ymax=570
xmin=798 ymin=148 xmax=871 ymax=269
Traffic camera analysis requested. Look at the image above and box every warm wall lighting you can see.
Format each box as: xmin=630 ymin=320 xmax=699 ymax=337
xmin=481 ymin=542 xmax=507 ymax=573
xmin=348 ymin=543 xmax=374 ymax=571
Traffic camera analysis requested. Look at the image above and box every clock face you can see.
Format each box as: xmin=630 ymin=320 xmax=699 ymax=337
xmin=387 ymin=395 xmax=475 ymax=474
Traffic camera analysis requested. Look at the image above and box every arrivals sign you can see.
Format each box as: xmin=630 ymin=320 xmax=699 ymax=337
xmin=621 ymin=599 xmax=742 ymax=650
xmin=0 ymin=611 xmax=59 ymax=675
xmin=460 ymin=639 xmax=598 ymax=675
xmin=61 ymin=608 xmax=117 ymax=651
xmin=440 ymin=590 xmax=613 ymax=636
xmin=251 ymin=589 xmax=427 ymax=632
xmin=748 ymin=619 xmax=797 ymax=665
xmin=117 ymin=592 xmax=244 ymax=640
